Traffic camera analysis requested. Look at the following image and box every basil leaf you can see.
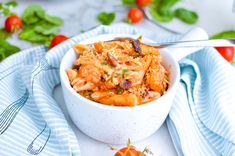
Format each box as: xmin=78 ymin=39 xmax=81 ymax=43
xmin=158 ymin=0 xmax=179 ymax=15
xmin=44 ymin=14 xmax=63 ymax=25
xmin=20 ymin=5 xmax=64 ymax=45
xmin=0 ymin=28 xmax=12 ymax=40
xmin=21 ymin=5 xmax=45 ymax=24
xmin=174 ymin=8 xmax=198 ymax=24
xmin=0 ymin=1 xmax=17 ymax=17
xmin=97 ymin=12 xmax=115 ymax=25
xmin=19 ymin=30 xmax=52 ymax=44
xmin=2 ymin=8 xmax=10 ymax=16
xmin=210 ymin=30 xmax=235 ymax=39
xmin=0 ymin=48 xmax=6 ymax=61
xmin=148 ymin=0 xmax=179 ymax=22
xmin=34 ymin=24 xmax=59 ymax=36
xmin=149 ymin=5 xmax=174 ymax=22
xmin=148 ymin=0 xmax=199 ymax=24
xmin=35 ymin=10 xmax=63 ymax=26
xmin=35 ymin=9 xmax=46 ymax=19
xmin=5 ymin=1 xmax=18 ymax=7
xmin=19 ymin=25 xmax=53 ymax=44
xmin=0 ymin=40 xmax=20 ymax=61
xmin=122 ymin=0 xmax=135 ymax=5
xmin=20 ymin=4 xmax=64 ymax=45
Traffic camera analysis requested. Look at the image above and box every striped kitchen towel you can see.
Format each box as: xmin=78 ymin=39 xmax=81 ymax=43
xmin=167 ymin=48 xmax=235 ymax=156
xmin=0 ymin=24 xmax=234 ymax=155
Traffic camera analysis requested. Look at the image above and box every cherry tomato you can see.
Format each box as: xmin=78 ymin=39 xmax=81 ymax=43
xmin=50 ymin=35 xmax=69 ymax=48
xmin=114 ymin=147 xmax=138 ymax=156
xmin=128 ymin=8 xmax=144 ymax=23
xmin=136 ymin=0 xmax=152 ymax=7
xmin=215 ymin=47 xmax=235 ymax=62
xmin=5 ymin=15 xmax=22 ymax=32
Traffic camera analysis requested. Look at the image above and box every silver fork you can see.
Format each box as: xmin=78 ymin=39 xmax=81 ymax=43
xmin=116 ymin=38 xmax=235 ymax=48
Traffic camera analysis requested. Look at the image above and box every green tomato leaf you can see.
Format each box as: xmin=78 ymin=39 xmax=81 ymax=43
xmin=210 ymin=30 xmax=235 ymax=39
xmin=21 ymin=4 xmax=45 ymax=24
xmin=0 ymin=28 xmax=12 ymax=40
xmin=174 ymin=8 xmax=198 ymax=24
xmin=0 ymin=40 xmax=20 ymax=61
xmin=97 ymin=12 xmax=115 ymax=25
xmin=122 ymin=0 xmax=135 ymax=5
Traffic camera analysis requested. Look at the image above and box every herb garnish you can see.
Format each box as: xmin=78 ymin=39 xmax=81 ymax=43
xmin=97 ymin=12 xmax=115 ymax=25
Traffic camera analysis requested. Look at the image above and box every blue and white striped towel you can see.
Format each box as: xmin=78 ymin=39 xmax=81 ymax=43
xmin=0 ymin=24 xmax=234 ymax=156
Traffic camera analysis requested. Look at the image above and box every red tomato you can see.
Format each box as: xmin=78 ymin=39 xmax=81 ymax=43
xmin=50 ymin=35 xmax=69 ymax=48
xmin=215 ymin=47 xmax=235 ymax=62
xmin=128 ymin=8 xmax=144 ymax=23
xmin=114 ymin=147 xmax=138 ymax=156
xmin=5 ymin=15 xmax=22 ymax=32
xmin=136 ymin=0 xmax=152 ymax=7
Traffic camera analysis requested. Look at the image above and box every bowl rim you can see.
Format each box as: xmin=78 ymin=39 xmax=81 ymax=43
xmin=60 ymin=34 xmax=180 ymax=110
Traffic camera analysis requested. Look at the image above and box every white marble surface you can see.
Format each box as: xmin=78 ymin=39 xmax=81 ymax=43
xmin=2 ymin=0 xmax=173 ymax=50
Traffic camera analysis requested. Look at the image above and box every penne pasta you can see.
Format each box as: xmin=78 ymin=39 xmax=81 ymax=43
xmin=67 ymin=38 xmax=169 ymax=106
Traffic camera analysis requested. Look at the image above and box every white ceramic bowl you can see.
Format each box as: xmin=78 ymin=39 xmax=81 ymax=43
xmin=60 ymin=28 xmax=208 ymax=144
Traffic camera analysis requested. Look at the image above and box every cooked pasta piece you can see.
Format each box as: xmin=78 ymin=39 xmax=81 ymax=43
xmin=97 ymin=94 xmax=139 ymax=106
xmin=73 ymin=44 xmax=91 ymax=54
xmin=67 ymin=37 xmax=169 ymax=106
xmin=66 ymin=69 xmax=77 ymax=82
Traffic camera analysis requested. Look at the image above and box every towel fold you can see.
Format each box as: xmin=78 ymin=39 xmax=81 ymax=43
xmin=167 ymin=48 xmax=235 ymax=156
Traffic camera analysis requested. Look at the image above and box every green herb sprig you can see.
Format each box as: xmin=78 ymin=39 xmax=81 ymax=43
xmin=19 ymin=4 xmax=64 ymax=45
xmin=148 ymin=0 xmax=199 ymax=24
xmin=97 ymin=12 xmax=115 ymax=25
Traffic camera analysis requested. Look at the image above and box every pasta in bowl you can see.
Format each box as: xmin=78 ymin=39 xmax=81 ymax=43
xmin=60 ymin=28 xmax=208 ymax=144
xmin=66 ymin=38 xmax=169 ymax=107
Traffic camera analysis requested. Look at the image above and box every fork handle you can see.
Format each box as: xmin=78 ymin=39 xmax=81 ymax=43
xmin=150 ymin=39 xmax=235 ymax=48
